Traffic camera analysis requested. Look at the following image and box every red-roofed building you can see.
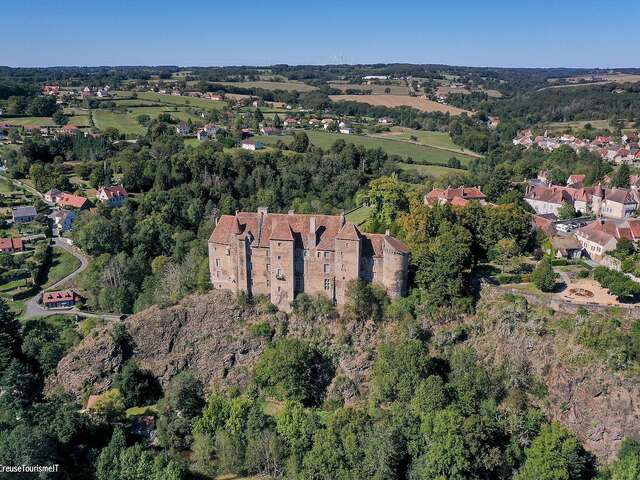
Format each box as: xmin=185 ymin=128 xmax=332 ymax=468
xmin=424 ymin=186 xmax=486 ymax=206
xmin=96 ymin=185 xmax=128 ymax=207
xmin=56 ymin=193 xmax=93 ymax=210
xmin=42 ymin=289 xmax=82 ymax=308
xmin=0 ymin=237 xmax=23 ymax=253
xmin=208 ymin=208 xmax=410 ymax=311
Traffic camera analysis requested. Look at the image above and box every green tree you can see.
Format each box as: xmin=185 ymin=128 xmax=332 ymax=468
xmin=532 ymin=258 xmax=558 ymax=292
xmin=52 ymin=110 xmax=69 ymax=126
xmin=366 ymin=175 xmax=409 ymax=231
xmin=157 ymin=371 xmax=205 ymax=450
xmin=255 ymin=339 xmax=334 ymax=406
xmin=290 ymin=131 xmax=310 ymax=153
xmin=372 ymin=339 xmax=432 ymax=403
xmin=515 ymin=423 xmax=594 ymax=480
xmin=558 ymin=202 xmax=578 ymax=220
xmin=114 ymin=361 xmax=161 ymax=408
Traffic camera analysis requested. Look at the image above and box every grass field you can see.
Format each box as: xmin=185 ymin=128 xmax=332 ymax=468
xmin=216 ymin=80 xmax=317 ymax=92
xmin=345 ymin=205 xmax=372 ymax=226
xmin=0 ymin=115 xmax=90 ymax=127
xmin=115 ymin=91 xmax=228 ymax=110
xmin=374 ymin=127 xmax=479 ymax=155
xmin=93 ymin=110 xmax=146 ymax=135
xmin=255 ymin=130 xmax=475 ymax=167
xmin=0 ymin=178 xmax=15 ymax=194
xmin=397 ymin=162 xmax=466 ymax=178
xmin=329 ymin=94 xmax=470 ymax=115
xmin=43 ymin=247 xmax=81 ymax=289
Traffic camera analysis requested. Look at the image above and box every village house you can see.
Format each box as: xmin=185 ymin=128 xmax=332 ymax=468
xmin=60 ymin=124 xmax=80 ymax=135
xmin=241 ymin=140 xmax=264 ymax=151
xmin=524 ymin=182 xmax=639 ymax=219
xmin=283 ymin=118 xmax=298 ymax=128
xmin=176 ymin=123 xmax=189 ymax=136
xmin=42 ymin=289 xmax=82 ymax=309
xmin=51 ymin=209 xmax=75 ymax=232
xmin=96 ymin=185 xmax=128 ymax=208
xmin=547 ymin=235 xmax=582 ymax=259
xmin=42 ymin=85 xmax=60 ymax=96
xmin=208 ymin=208 xmax=410 ymax=311
xmin=378 ymin=117 xmax=394 ymax=125
xmin=56 ymin=193 xmax=93 ymax=210
xmin=574 ymin=218 xmax=640 ymax=261
xmin=12 ymin=206 xmax=37 ymax=223
xmin=424 ymin=186 xmax=487 ymax=206
xmin=0 ymin=237 xmax=24 ymax=253
xmin=260 ymin=127 xmax=281 ymax=136
xmin=339 ymin=127 xmax=353 ymax=135
xmin=44 ymin=188 xmax=63 ymax=203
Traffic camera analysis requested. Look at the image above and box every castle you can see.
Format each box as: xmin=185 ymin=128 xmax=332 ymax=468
xmin=208 ymin=208 xmax=410 ymax=311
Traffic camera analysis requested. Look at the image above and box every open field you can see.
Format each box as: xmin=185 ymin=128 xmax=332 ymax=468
xmin=547 ymin=73 xmax=640 ymax=85
xmin=373 ymin=127 xmax=481 ymax=157
xmin=329 ymin=94 xmax=470 ymax=115
xmin=328 ymin=82 xmax=410 ymax=95
xmin=345 ymin=205 xmax=372 ymax=226
xmin=436 ymin=86 xmax=502 ymax=98
xmin=0 ymin=115 xmax=90 ymax=127
xmin=255 ymin=130 xmax=475 ymax=167
xmin=215 ymin=80 xmax=317 ymax=92
xmin=92 ymin=111 xmax=146 ymax=135
xmin=115 ymin=91 xmax=228 ymax=110
xmin=397 ymin=162 xmax=466 ymax=178
xmin=543 ymin=119 xmax=636 ymax=134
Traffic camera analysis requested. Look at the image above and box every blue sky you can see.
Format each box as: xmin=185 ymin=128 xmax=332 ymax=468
xmin=3 ymin=0 xmax=638 ymax=68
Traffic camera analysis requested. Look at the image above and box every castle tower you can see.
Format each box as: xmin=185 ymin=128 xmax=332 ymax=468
xmin=382 ymin=233 xmax=410 ymax=298
xmin=334 ymin=222 xmax=362 ymax=306
xmin=269 ymin=221 xmax=295 ymax=312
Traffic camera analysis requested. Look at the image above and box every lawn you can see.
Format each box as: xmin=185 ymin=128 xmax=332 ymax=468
xmin=0 ymin=177 xmax=15 ymax=194
xmin=92 ymin=110 xmax=146 ymax=135
xmin=397 ymin=162 xmax=466 ymax=179
xmin=329 ymin=94 xmax=470 ymax=115
xmin=42 ymin=247 xmax=81 ymax=289
xmin=1 ymin=116 xmax=56 ymax=126
xmin=305 ymin=130 xmax=475 ymax=167
xmin=120 ymin=91 xmax=229 ymax=110
xmin=345 ymin=205 xmax=372 ymax=226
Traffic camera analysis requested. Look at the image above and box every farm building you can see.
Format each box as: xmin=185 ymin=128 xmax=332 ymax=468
xmin=241 ymin=140 xmax=264 ymax=151
xmin=0 ymin=237 xmax=24 ymax=253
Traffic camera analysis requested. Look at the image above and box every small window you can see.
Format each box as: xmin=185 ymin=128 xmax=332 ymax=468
xmin=277 ymin=255 xmax=281 ymax=260
xmin=323 ymin=264 xmax=330 ymax=273
xmin=277 ymin=268 xmax=283 ymax=277
xmin=303 ymin=250 xmax=308 ymax=257
xmin=215 ymin=258 xmax=221 ymax=267
xmin=267 ymin=264 xmax=270 ymax=272
xmin=266 ymin=249 xmax=270 ymax=257
xmin=324 ymin=278 xmax=331 ymax=290
xmin=216 ymin=271 xmax=221 ymax=279
xmin=324 ymin=251 xmax=330 ymax=258
xmin=317 ymin=252 xmax=321 ymax=258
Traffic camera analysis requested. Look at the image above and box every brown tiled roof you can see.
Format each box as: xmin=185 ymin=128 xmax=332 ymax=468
xmin=426 ymin=186 xmax=486 ymax=204
xmin=58 ymin=193 xmax=92 ymax=209
xmin=270 ymin=222 xmax=294 ymax=241
xmin=209 ymin=211 xmax=409 ymax=257
xmin=336 ymin=222 xmax=362 ymax=240
xmin=604 ymin=188 xmax=636 ymax=204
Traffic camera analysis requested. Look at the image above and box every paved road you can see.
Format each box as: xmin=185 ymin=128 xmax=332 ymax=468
xmin=23 ymin=238 xmax=121 ymax=321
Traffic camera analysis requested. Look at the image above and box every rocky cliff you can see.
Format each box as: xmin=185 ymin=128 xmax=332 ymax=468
xmin=48 ymin=288 xmax=640 ymax=461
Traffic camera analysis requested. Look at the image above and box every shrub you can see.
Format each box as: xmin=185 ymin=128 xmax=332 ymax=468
xmin=532 ymin=258 xmax=558 ymax=292
xmin=593 ymin=266 xmax=640 ymax=300
xmin=495 ymin=273 xmax=522 ymax=284
xmin=577 ymin=270 xmax=590 ymax=279
xmin=249 ymin=321 xmax=274 ymax=340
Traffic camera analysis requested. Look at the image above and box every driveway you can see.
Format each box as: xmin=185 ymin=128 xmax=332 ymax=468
xmin=23 ymin=238 xmax=120 ymax=321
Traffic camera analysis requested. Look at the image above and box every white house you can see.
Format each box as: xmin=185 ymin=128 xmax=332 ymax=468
xmin=340 ymin=127 xmax=353 ymax=135
xmin=176 ymin=123 xmax=189 ymax=136
xmin=52 ymin=209 xmax=75 ymax=232
xmin=241 ymin=140 xmax=264 ymax=151
xmin=96 ymin=185 xmax=128 ymax=207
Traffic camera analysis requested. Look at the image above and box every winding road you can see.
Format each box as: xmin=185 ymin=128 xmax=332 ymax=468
xmin=23 ymin=238 xmax=121 ymax=321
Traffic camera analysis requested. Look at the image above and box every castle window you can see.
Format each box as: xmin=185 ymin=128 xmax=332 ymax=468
xmin=324 ymin=251 xmax=330 ymax=258
xmin=266 ymin=249 xmax=270 ymax=257
xmin=278 ymin=242 xmax=282 ymax=247
xmin=304 ymin=250 xmax=308 ymax=257
xmin=324 ymin=278 xmax=331 ymax=290
xmin=277 ymin=255 xmax=281 ymax=260
xmin=216 ymin=271 xmax=221 ymax=279
xmin=267 ymin=264 xmax=270 ymax=272
xmin=323 ymin=264 xmax=330 ymax=273
xmin=317 ymin=252 xmax=321 ymax=258
xmin=215 ymin=258 xmax=221 ymax=267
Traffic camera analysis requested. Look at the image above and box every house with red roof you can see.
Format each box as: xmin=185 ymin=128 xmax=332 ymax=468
xmin=424 ymin=186 xmax=487 ymax=206
xmin=56 ymin=193 xmax=93 ymax=210
xmin=42 ymin=289 xmax=82 ymax=309
xmin=208 ymin=208 xmax=410 ymax=311
xmin=575 ymin=219 xmax=640 ymax=261
xmin=0 ymin=237 xmax=23 ymax=253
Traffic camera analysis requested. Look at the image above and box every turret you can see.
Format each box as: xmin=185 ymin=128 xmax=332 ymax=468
xmin=334 ymin=222 xmax=362 ymax=306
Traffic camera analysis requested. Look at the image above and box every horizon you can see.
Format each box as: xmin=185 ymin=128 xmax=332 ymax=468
xmin=3 ymin=0 xmax=639 ymax=69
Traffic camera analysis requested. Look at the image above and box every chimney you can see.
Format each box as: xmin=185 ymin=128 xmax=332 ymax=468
xmin=288 ymin=209 xmax=294 ymax=215
xmin=257 ymin=207 xmax=268 ymax=216
xmin=308 ymin=216 xmax=317 ymax=247
xmin=385 ymin=229 xmax=390 ymax=236
xmin=339 ymin=212 xmax=345 ymax=226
